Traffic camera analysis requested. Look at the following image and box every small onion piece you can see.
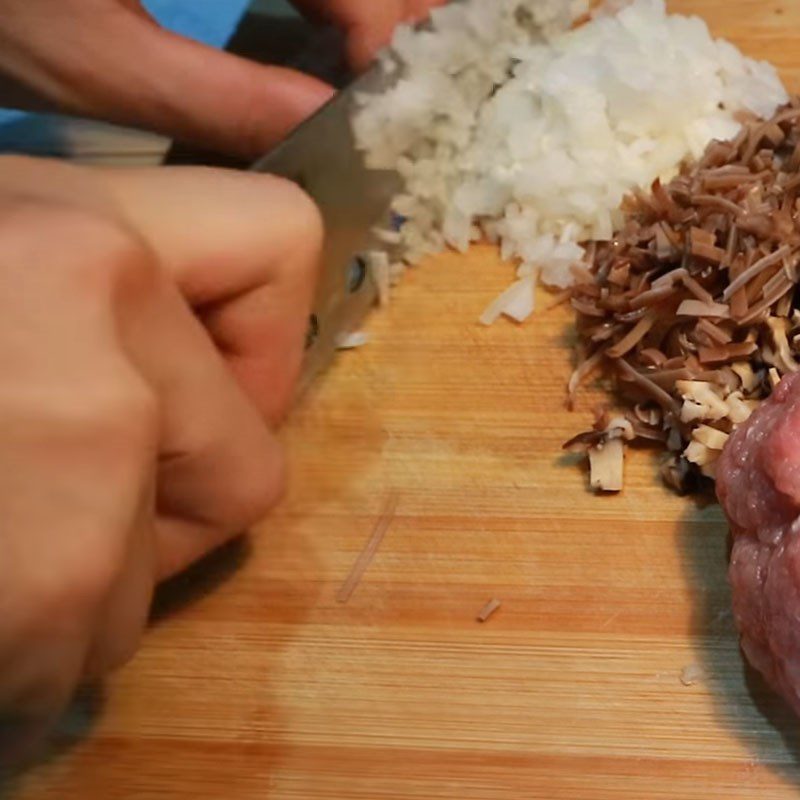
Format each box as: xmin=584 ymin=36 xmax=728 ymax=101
xmin=336 ymin=331 xmax=371 ymax=350
xmin=480 ymin=278 xmax=535 ymax=326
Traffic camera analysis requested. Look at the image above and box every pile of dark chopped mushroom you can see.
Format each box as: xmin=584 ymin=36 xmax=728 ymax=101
xmin=565 ymin=98 xmax=800 ymax=493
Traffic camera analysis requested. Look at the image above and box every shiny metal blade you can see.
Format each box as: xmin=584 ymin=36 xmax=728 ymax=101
xmin=251 ymin=67 xmax=400 ymax=396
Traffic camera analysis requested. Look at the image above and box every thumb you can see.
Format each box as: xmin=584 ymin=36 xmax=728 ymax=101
xmin=0 ymin=3 xmax=334 ymax=158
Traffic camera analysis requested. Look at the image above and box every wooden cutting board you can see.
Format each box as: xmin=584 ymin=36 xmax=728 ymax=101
xmin=8 ymin=3 xmax=800 ymax=799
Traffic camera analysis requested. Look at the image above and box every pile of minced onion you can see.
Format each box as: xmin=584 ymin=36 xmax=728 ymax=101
xmin=354 ymin=0 xmax=786 ymax=318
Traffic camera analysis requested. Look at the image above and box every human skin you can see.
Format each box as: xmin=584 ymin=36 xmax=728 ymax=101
xmin=0 ymin=0 xmax=447 ymax=157
xmin=0 ymin=157 xmax=321 ymax=762
xmin=0 ymin=0 xmax=445 ymax=764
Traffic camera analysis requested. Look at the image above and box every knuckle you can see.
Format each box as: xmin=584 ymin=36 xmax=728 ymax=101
xmin=0 ymin=198 xmax=154 ymax=295
xmin=18 ymin=371 xmax=159 ymax=471
xmin=67 ymin=215 xmax=154 ymax=289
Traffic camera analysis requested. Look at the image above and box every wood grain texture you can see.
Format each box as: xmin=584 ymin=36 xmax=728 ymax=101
xmin=8 ymin=2 xmax=800 ymax=798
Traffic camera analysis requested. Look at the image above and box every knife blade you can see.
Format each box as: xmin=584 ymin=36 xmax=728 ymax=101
xmin=251 ymin=65 xmax=400 ymax=397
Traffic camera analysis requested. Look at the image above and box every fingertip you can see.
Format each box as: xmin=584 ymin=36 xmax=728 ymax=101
xmin=344 ymin=1 xmax=447 ymax=72
xmin=347 ymin=39 xmax=376 ymax=73
xmin=346 ymin=26 xmax=389 ymax=72
xmin=196 ymin=174 xmax=323 ymax=424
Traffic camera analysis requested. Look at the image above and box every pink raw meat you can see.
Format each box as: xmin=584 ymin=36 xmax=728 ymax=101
xmin=717 ymin=372 xmax=800 ymax=713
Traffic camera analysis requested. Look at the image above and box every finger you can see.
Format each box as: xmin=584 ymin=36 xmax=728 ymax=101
xmin=155 ymin=511 xmax=274 ymax=583
xmin=292 ymin=0 xmax=403 ymax=70
xmin=0 ymin=159 xmax=292 ymax=580
xmin=153 ymin=348 xmax=285 ymax=582
xmin=94 ymin=167 xmax=323 ymax=424
xmin=0 ymin=1 xmax=334 ymax=157
xmin=291 ymin=0 xmax=446 ymax=70
xmin=109 ymin=243 xmax=287 ymax=579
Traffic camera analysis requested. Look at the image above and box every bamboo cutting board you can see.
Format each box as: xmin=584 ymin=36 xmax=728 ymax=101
xmin=8 ymin=2 xmax=800 ymax=799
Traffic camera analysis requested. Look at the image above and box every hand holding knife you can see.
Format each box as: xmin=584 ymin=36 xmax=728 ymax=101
xmin=252 ymin=65 xmax=401 ymax=395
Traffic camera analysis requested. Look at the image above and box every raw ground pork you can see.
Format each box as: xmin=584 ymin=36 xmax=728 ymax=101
xmin=717 ymin=372 xmax=800 ymax=712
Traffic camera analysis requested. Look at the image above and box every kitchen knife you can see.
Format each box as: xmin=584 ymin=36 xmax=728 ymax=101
xmin=251 ymin=65 xmax=401 ymax=397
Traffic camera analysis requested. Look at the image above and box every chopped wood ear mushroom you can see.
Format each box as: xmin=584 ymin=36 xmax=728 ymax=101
xmin=567 ymin=100 xmax=800 ymax=491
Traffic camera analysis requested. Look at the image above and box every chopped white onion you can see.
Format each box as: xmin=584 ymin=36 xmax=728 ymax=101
xmin=336 ymin=332 xmax=371 ymax=350
xmin=479 ymin=278 xmax=536 ymax=326
xmin=353 ymin=0 xmax=787 ymax=315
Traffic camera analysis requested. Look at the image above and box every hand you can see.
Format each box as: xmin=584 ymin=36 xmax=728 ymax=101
xmin=0 ymin=155 xmax=321 ymax=764
xmin=0 ymin=0 xmax=446 ymax=158
xmin=292 ymin=0 xmax=447 ymax=71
